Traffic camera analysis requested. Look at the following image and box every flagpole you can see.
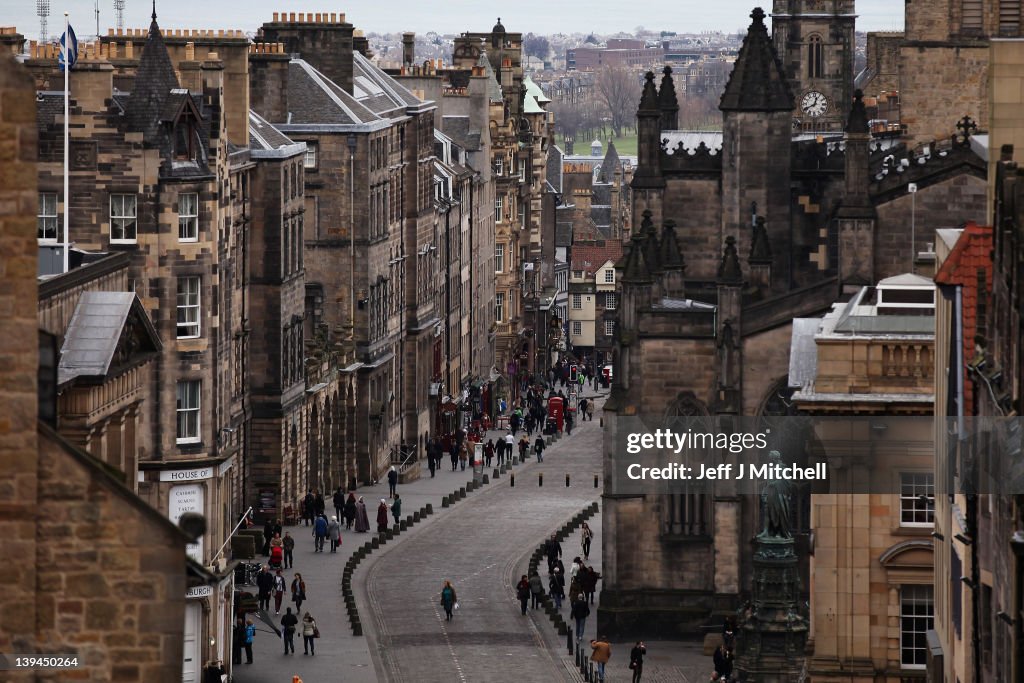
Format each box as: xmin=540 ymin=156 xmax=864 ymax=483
xmin=62 ymin=11 xmax=70 ymax=274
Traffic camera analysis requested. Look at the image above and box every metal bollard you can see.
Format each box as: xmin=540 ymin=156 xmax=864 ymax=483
xmin=566 ymin=473 xmax=570 ymax=487
xmin=510 ymin=472 xmax=515 ymax=487
xmin=583 ymin=657 xmax=591 ymax=681
xmin=539 ymin=472 xmax=543 ymax=487
xmin=567 ymin=630 xmax=573 ymax=654
xmin=589 ymin=662 xmax=595 ymax=682
xmin=594 ymin=474 xmax=599 ymax=488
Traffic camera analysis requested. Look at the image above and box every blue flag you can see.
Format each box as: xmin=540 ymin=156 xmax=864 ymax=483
xmin=58 ymin=24 xmax=78 ymax=72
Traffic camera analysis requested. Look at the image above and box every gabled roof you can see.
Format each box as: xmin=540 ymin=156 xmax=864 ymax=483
xmin=287 ymin=60 xmax=381 ymax=125
xmin=58 ymin=292 xmax=161 ymax=386
xmin=719 ymin=7 xmax=793 ymax=112
xmin=598 ymin=141 xmax=620 ymax=182
xmin=478 ymin=52 xmax=503 ymax=103
xmin=353 ymin=51 xmax=425 ymax=111
xmin=248 ymin=111 xmax=305 ymax=158
xmin=571 ymin=240 xmax=624 ymax=277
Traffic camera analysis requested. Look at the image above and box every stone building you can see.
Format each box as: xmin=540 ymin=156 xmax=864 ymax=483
xmin=451 ymin=21 xmax=554 ymax=397
xmin=0 ymin=50 xmax=191 ymax=683
xmin=566 ymin=239 xmax=623 ymax=367
xmin=390 ymin=45 xmax=499 ymax=442
xmin=599 ymin=5 xmax=988 ymax=639
xmin=791 ymin=275 xmax=937 ymax=681
xmin=253 ymin=12 xmax=439 ymax=481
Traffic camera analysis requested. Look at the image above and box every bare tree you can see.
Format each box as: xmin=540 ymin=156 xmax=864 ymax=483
xmin=594 ymin=66 xmax=642 ymax=139
xmin=523 ymin=34 xmax=550 ymax=62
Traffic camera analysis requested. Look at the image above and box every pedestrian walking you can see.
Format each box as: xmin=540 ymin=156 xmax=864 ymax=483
xmin=391 ymin=494 xmax=402 ymax=526
xmin=313 ymin=490 xmax=326 ymax=517
xmin=529 ymin=572 xmax=545 ymax=610
xmin=590 ymin=635 xmax=611 ymax=683
xmin=504 ymin=431 xmax=514 ymax=462
xmin=723 ymin=615 xmax=737 ymax=652
xmin=496 ymin=438 xmax=505 ymax=466
xmin=629 ymin=641 xmax=647 ymax=683
xmin=549 ymin=566 xmax=565 ymax=610
xmin=291 ymin=573 xmax=306 ymax=612
xmin=571 ymin=593 xmax=590 ymax=642
xmin=327 ymin=515 xmax=342 ymax=553
xmin=516 ymin=575 xmax=531 ymax=615
xmin=565 ymin=411 xmax=574 ymax=435
xmin=313 ymin=513 xmax=328 ymax=552
xmin=281 ymin=608 xmax=298 ymax=655
xmin=344 ymin=493 xmax=357 ymax=530
xmin=579 ymin=397 xmax=589 ymax=421
xmin=282 ymin=531 xmax=294 ymax=569
xmin=232 ymin=617 xmax=246 ymax=665
xmin=458 ymin=442 xmax=468 ymax=471
xmin=244 ymin=618 xmax=256 ymax=664
xmin=484 ymin=439 xmax=495 ymax=467
xmin=586 ymin=400 xmax=595 ymax=421
xmin=518 ymin=435 xmax=529 ymax=462
xmin=388 ymin=466 xmax=398 ymax=498
xmin=440 ymin=580 xmax=457 ymax=621
xmin=581 ymin=565 xmax=601 ymax=604
xmin=302 ymin=490 xmax=315 ymax=526
xmin=355 ymin=496 xmax=370 ymax=533
xmin=262 ymin=519 xmax=274 ymax=556
xmin=273 ymin=569 xmax=286 ymax=614
xmin=450 ymin=441 xmax=459 ymax=471
xmin=301 ymin=612 xmax=318 ymax=655
xmin=534 ymin=434 xmax=545 ymax=462
xmin=256 ymin=564 xmax=273 ymax=611
xmin=544 ymin=533 xmax=562 ymax=573
xmin=713 ymin=643 xmax=734 ymax=681
xmin=333 ymin=487 xmax=345 ymax=520
xmin=581 ymin=521 xmax=594 ymax=560
xmin=376 ymin=499 xmax=389 ymax=532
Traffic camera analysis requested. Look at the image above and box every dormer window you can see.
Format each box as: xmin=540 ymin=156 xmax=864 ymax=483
xmin=175 ymin=119 xmax=197 ymax=160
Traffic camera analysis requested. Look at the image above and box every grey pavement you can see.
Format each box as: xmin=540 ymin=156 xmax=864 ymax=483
xmin=233 ymin=384 xmax=716 ymax=682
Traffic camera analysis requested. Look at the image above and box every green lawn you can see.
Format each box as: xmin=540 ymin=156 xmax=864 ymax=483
xmin=559 ymin=132 xmax=638 ymax=157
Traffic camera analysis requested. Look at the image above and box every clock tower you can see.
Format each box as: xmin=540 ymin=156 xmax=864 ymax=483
xmin=771 ymin=0 xmax=856 ymax=133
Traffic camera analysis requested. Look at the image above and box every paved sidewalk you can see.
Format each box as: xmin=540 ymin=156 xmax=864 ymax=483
xmin=231 ymin=387 xmax=610 ymax=683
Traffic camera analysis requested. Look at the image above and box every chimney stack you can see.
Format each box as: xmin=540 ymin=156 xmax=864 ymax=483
xmin=402 ymin=32 xmax=415 ymax=66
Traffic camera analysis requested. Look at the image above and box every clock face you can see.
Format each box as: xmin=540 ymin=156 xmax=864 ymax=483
xmin=800 ymin=91 xmax=828 ymax=117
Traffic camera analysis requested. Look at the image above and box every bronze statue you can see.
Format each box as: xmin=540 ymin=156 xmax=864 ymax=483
xmin=759 ymin=450 xmax=792 ymax=539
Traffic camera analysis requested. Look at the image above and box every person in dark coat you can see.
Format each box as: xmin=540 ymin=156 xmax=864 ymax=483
xmin=534 ymin=435 xmax=545 ymax=462
xmin=355 ymin=496 xmax=370 ymax=532
xmin=450 ymin=441 xmax=459 ymax=471
xmin=376 ymin=499 xmax=389 ymax=532
xmin=391 ymin=494 xmax=402 ymax=526
xmin=262 ymin=520 xmax=274 ymax=556
xmin=544 ymin=534 xmax=562 ymax=573
xmin=428 ymin=441 xmax=437 ymax=477
xmin=313 ymin=490 xmax=326 ymax=517
xmin=388 ymin=466 xmax=399 ymax=498
xmin=282 ymin=531 xmax=294 ymax=569
xmin=580 ymin=565 xmax=601 ymax=604
xmin=333 ymin=487 xmax=345 ymax=520
xmin=570 ymin=593 xmax=590 ymax=642
xmin=529 ymin=572 xmax=545 ymax=610
xmin=313 ymin=514 xmax=327 ymax=552
xmin=440 ymin=580 xmax=457 ymax=621
xmin=549 ymin=566 xmax=565 ymax=609
xmin=302 ymin=490 xmax=315 ymax=526
xmin=344 ymin=493 xmax=357 ymax=530
xmin=713 ymin=644 xmax=733 ymax=680
xmin=232 ymin=617 xmax=246 ymax=665
xmin=630 ymin=641 xmax=647 ymax=683
xmin=484 ymin=439 xmax=495 ymax=467
xmin=281 ymin=608 xmax=298 ymax=655
xmin=516 ymin=575 xmax=531 ymax=615
xmin=255 ymin=564 xmax=274 ymax=612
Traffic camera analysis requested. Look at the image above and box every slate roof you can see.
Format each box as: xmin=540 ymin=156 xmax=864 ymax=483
xmin=719 ymin=7 xmax=793 ymax=112
xmin=571 ymin=240 xmax=624 ymax=277
xmin=353 ymin=52 xmax=424 ymax=110
xmin=788 ymin=317 xmax=822 ymax=390
xmin=58 ymin=292 xmax=161 ymax=386
xmin=124 ymin=14 xmax=181 ymax=141
xmin=547 ymin=146 xmax=565 ymax=191
xmin=598 ymin=141 xmax=620 ymax=182
xmin=478 ymin=52 xmax=504 ymax=103
xmin=287 ymin=60 xmax=380 ymax=124
xmin=441 ymin=115 xmax=481 ymax=152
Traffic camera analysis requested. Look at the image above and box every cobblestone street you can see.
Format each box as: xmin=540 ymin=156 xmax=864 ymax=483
xmin=234 ymin=389 xmax=713 ymax=682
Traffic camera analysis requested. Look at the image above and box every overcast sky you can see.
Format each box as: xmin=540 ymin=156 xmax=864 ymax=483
xmin=6 ymin=1 xmax=904 ymax=41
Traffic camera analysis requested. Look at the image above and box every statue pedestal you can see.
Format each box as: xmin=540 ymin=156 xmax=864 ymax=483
xmin=735 ymin=536 xmax=808 ymax=682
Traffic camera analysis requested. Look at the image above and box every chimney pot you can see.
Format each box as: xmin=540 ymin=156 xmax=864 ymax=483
xmin=330 ymin=12 xmax=336 ymax=22
xmin=289 ymin=12 xmax=296 ymax=21
xmin=273 ymin=12 xmax=279 ymax=21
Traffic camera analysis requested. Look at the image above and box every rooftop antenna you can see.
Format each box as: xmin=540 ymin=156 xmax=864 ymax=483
xmin=94 ymin=0 xmax=100 ymax=38
xmin=37 ymin=0 xmax=50 ymax=44
xmin=114 ymin=0 xmax=125 ymax=31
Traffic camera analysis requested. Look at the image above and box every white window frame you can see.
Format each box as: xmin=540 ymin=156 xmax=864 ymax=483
xmin=110 ymin=193 xmax=138 ymax=243
xmin=38 ymin=192 xmax=58 ymax=241
xmin=495 ymin=195 xmax=503 ymax=223
xmin=176 ymin=276 xmax=201 ymax=339
xmin=495 ymin=292 xmax=505 ymax=322
xmin=572 ymin=321 xmax=582 ymax=336
xmin=899 ymin=472 xmax=935 ymax=527
xmin=304 ymin=143 xmax=318 ymax=169
xmin=603 ymin=269 xmax=615 ymax=284
xmin=572 ymin=293 xmax=582 ymax=310
xmin=178 ymin=192 xmax=199 ymax=242
xmin=176 ymin=380 xmax=201 ymax=444
xmin=495 ymin=243 xmax=505 ymax=273
xmin=900 ymin=585 xmax=933 ymax=669
xmin=495 ymin=157 xmax=503 ymax=175
xmin=605 ymin=319 xmax=615 ymax=337
xmin=605 ymin=293 xmax=617 ymax=310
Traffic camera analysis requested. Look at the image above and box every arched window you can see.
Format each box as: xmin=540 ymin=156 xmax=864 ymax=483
xmin=807 ymin=35 xmax=823 ymax=79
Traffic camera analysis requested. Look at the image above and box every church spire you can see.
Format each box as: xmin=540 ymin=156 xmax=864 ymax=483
xmin=719 ymin=7 xmax=793 ymax=112
xmin=638 ymin=70 xmax=659 ymax=115
xmin=658 ymin=65 xmax=679 ymax=130
xmin=845 ymin=88 xmax=869 ymax=134
xmin=717 ymin=236 xmax=744 ymax=283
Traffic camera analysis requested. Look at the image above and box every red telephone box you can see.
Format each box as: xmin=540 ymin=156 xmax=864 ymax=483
xmin=547 ymin=396 xmax=564 ymax=432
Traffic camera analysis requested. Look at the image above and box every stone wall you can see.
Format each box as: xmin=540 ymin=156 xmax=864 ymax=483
xmin=0 ymin=52 xmax=40 ymax=683
xmin=662 ymin=176 xmax=722 ymax=280
xmin=901 ymin=44 xmax=990 ymax=146
xmin=859 ymin=32 xmax=903 ymax=98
